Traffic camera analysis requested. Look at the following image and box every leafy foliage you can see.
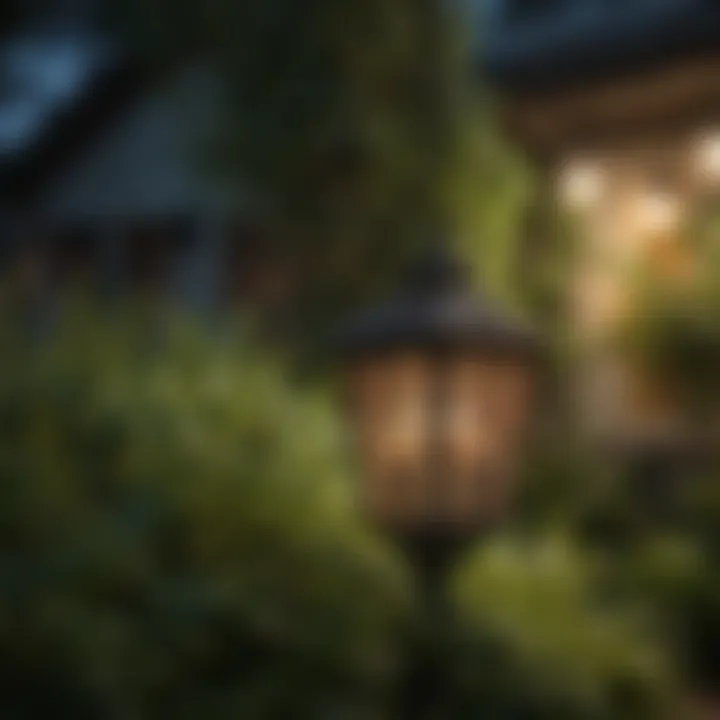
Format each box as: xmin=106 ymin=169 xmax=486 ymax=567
xmin=616 ymin=200 xmax=720 ymax=419
xmin=0 ymin=298 xmax=687 ymax=718
xmin=0 ymin=303 xmax=408 ymax=718
xmin=451 ymin=534 xmax=676 ymax=719
xmin=621 ymin=272 xmax=720 ymax=418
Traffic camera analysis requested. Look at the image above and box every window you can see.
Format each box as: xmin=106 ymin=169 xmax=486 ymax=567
xmin=225 ymin=219 xmax=267 ymax=304
xmin=4 ymin=240 xmax=51 ymax=299
xmin=224 ymin=219 xmax=296 ymax=310
xmin=51 ymin=227 xmax=97 ymax=288
xmin=126 ymin=218 xmax=195 ymax=294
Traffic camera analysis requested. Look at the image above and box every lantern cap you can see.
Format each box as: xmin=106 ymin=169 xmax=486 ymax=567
xmin=405 ymin=245 xmax=466 ymax=296
xmin=336 ymin=246 xmax=539 ymax=361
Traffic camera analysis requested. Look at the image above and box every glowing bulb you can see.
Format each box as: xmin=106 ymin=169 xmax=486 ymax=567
xmin=385 ymin=402 xmax=425 ymax=464
xmin=636 ymin=192 xmax=681 ymax=234
xmin=559 ymin=161 xmax=605 ymax=210
xmin=694 ymin=131 xmax=720 ymax=183
xmin=446 ymin=400 xmax=490 ymax=468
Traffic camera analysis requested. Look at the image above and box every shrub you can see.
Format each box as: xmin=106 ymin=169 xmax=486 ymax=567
xmin=0 ymin=304 xmax=408 ymax=718
xmin=451 ymin=534 xmax=677 ymax=719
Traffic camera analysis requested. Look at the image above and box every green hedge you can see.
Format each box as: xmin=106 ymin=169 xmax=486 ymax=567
xmin=0 ymin=302 xmax=679 ymax=718
xmin=0 ymin=305 xmax=408 ymax=718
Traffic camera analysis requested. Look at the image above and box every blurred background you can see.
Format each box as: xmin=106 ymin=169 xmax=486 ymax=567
xmin=2 ymin=0 xmax=720 ymax=717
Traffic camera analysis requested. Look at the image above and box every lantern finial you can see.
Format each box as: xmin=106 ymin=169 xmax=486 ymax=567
xmin=407 ymin=244 xmax=467 ymax=297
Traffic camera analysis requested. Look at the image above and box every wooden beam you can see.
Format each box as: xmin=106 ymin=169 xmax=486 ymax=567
xmin=500 ymin=52 xmax=720 ymax=155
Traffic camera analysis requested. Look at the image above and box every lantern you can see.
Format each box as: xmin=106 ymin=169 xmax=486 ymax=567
xmin=337 ymin=248 xmax=539 ymax=549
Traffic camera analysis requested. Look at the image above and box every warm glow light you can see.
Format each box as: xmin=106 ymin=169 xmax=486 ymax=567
xmin=575 ymin=273 xmax=627 ymax=338
xmin=442 ymin=360 xmax=496 ymax=523
xmin=347 ymin=352 xmax=532 ymax=528
xmin=485 ymin=363 xmax=532 ymax=444
xmin=635 ymin=192 xmax=681 ymax=235
xmin=558 ymin=161 xmax=605 ymax=210
xmin=443 ymin=360 xmax=493 ymax=470
xmin=375 ymin=399 xmax=426 ymax=467
xmin=693 ymin=130 xmax=720 ymax=183
xmin=341 ymin=249 xmax=537 ymax=536
xmin=350 ymin=356 xmax=429 ymax=523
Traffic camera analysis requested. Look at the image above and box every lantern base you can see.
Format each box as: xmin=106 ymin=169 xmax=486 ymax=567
xmin=392 ymin=524 xmax=484 ymax=589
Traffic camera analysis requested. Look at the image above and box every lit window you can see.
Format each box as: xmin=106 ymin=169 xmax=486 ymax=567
xmin=692 ymin=130 xmax=720 ymax=185
xmin=558 ymin=160 xmax=605 ymax=211
xmin=634 ymin=192 xmax=681 ymax=236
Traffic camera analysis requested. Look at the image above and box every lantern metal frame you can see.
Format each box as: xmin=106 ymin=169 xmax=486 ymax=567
xmin=337 ymin=247 xmax=537 ymax=362
xmin=337 ymin=246 xmax=540 ymax=572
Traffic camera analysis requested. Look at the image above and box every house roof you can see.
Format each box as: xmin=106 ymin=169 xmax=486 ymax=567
xmin=483 ymin=1 xmax=720 ymax=96
xmin=0 ymin=31 xmax=146 ymax=204
xmin=0 ymin=34 xmax=119 ymax=158
xmin=6 ymin=2 xmax=720 ymax=203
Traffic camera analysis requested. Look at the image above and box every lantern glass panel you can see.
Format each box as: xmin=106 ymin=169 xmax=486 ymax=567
xmin=346 ymin=349 xmax=534 ymax=533
xmin=440 ymin=356 xmax=532 ymax=523
xmin=348 ymin=354 xmax=431 ymax=525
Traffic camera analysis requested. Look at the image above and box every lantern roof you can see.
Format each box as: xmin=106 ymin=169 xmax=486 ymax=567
xmin=337 ymin=246 xmax=539 ymax=361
